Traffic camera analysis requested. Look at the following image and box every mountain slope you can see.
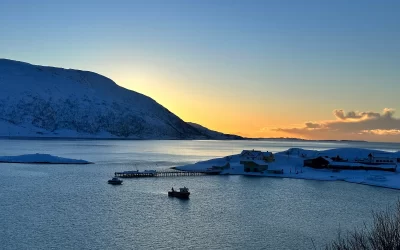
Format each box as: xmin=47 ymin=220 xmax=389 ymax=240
xmin=187 ymin=122 xmax=242 ymax=140
xmin=0 ymin=59 xmax=238 ymax=139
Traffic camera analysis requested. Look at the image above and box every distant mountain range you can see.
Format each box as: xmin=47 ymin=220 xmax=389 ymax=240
xmin=0 ymin=59 xmax=242 ymax=140
xmin=251 ymin=137 xmax=368 ymax=143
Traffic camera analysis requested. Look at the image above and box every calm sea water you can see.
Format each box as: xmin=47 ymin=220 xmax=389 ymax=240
xmin=1 ymin=139 xmax=400 ymax=250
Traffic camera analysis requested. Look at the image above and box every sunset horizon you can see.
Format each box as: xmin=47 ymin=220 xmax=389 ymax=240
xmin=4 ymin=57 xmax=399 ymax=142
xmin=2 ymin=2 xmax=400 ymax=249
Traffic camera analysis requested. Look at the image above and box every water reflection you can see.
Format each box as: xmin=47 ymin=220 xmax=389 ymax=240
xmin=0 ymin=139 xmax=400 ymax=249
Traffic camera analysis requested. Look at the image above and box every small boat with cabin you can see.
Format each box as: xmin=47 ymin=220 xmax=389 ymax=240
xmin=108 ymin=177 xmax=123 ymax=185
xmin=168 ymin=187 xmax=190 ymax=199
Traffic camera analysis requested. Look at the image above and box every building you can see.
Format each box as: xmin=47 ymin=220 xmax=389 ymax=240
xmin=240 ymin=150 xmax=274 ymax=172
xmin=304 ymin=155 xmax=396 ymax=172
xmin=303 ymin=156 xmax=332 ymax=169
xmin=370 ymin=153 xmax=397 ymax=164
xmin=263 ymin=152 xmax=275 ymax=162
xmin=243 ymin=160 xmax=268 ymax=172
xmin=329 ymin=162 xmax=396 ymax=172
xmin=240 ymin=150 xmax=274 ymax=164
xmin=354 ymin=153 xmax=397 ymax=164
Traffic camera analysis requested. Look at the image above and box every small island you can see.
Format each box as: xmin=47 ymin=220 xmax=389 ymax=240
xmin=0 ymin=153 xmax=93 ymax=164
xmin=176 ymin=148 xmax=400 ymax=190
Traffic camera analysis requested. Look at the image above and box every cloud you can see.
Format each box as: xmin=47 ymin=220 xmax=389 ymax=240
xmin=333 ymin=109 xmax=381 ymax=120
xmin=361 ymin=129 xmax=400 ymax=136
xmin=272 ymin=108 xmax=400 ymax=141
xmin=383 ymin=108 xmax=395 ymax=118
xmin=305 ymin=122 xmax=321 ymax=129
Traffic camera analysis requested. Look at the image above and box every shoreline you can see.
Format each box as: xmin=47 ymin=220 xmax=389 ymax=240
xmin=0 ymin=136 xmax=391 ymax=143
xmin=175 ymin=147 xmax=400 ymax=190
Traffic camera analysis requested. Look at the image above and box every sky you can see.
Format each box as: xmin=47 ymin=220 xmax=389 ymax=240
xmin=1 ymin=0 xmax=400 ymax=141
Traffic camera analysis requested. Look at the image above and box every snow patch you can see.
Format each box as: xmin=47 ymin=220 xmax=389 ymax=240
xmin=0 ymin=153 xmax=92 ymax=164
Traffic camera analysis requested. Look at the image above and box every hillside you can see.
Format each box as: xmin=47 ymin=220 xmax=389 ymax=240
xmin=187 ymin=122 xmax=242 ymax=140
xmin=0 ymin=59 xmax=239 ymax=139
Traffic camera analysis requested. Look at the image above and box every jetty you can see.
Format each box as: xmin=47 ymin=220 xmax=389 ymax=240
xmin=114 ymin=169 xmax=221 ymax=178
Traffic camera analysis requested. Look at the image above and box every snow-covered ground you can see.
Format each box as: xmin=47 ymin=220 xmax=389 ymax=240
xmin=0 ymin=153 xmax=92 ymax=164
xmin=176 ymin=148 xmax=400 ymax=190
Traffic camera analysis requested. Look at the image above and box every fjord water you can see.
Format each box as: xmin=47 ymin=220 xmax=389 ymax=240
xmin=1 ymin=140 xmax=400 ymax=249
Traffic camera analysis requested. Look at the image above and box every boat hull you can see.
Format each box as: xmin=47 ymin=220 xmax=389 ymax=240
xmin=168 ymin=191 xmax=190 ymax=199
xmin=108 ymin=180 xmax=123 ymax=185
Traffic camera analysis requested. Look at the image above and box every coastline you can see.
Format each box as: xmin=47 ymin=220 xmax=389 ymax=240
xmin=176 ymin=147 xmax=400 ymax=190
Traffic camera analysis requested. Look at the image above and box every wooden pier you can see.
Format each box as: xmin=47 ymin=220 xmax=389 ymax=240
xmin=114 ymin=170 xmax=221 ymax=178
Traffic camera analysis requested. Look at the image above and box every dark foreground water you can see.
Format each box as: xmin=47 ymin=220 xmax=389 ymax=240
xmin=0 ymin=139 xmax=399 ymax=249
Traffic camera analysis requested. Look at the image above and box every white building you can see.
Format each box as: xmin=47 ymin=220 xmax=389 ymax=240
xmin=370 ymin=153 xmax=397 ymax=164
xmin=354 ymin=153 xmax=397 ymax=165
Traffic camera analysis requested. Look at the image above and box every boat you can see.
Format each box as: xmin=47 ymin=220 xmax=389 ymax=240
xmin=168 ymin=187 xmax=190 ymax=199
xmin=108 ymin=177 xmax=123 ymax=185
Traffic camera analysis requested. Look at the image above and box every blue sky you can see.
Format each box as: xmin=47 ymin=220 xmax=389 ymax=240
xmin=1 ymin=0 xmax=399 ymax=140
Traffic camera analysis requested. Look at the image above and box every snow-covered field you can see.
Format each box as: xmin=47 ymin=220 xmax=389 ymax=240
xmin=0 ymin=153 xmax=92 ymax=164
xmin=176 ymin=148 xmax=400 ymax=190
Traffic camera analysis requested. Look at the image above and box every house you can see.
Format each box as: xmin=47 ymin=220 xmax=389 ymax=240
xmin=354 ymin=153 xmax=397 ymax=164
xmin=329 ymin=162 xmax=396 ymax=172
xmin=243 ymin=160 xmax=268 ymax=172
xmin=263 ymin=152 xmax=275 ymax=162
xmin=370 ymin=153 xmax=397 ymax=164
xmin=239 ymin=149 xmax=274 ymax=172
xmin=305 ymin=155 xmax=396 ymax=172
xmin=303 ymin=157 xmax=332 ymax=169
xmin=240 ymin=150 xmax=274 ymax=164
xmin=240 ymin=149 xmax=264 ymax=162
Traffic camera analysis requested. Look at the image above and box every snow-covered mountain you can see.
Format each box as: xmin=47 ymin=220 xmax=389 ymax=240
xmin=0 ymin=59 xmax=241 ymax=139
xmin=187 ymin=122 xmax=242 ymax=140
